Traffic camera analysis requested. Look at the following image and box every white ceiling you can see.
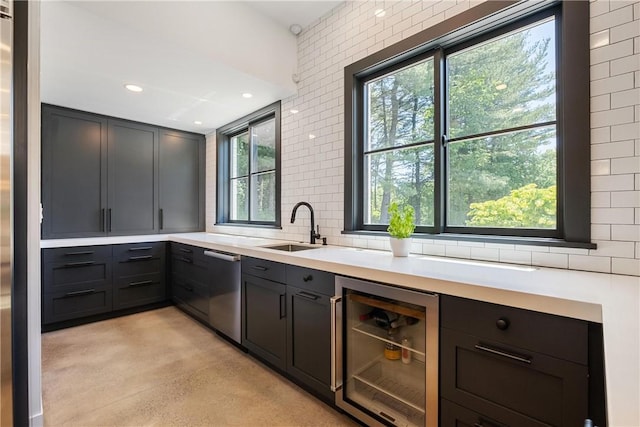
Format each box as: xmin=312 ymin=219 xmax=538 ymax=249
xmin=40 ymin=1 xmax=342 ymax=135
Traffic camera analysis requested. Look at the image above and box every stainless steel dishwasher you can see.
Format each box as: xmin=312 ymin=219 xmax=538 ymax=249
xmin=204 ymin=250 xmax=241 ymax=344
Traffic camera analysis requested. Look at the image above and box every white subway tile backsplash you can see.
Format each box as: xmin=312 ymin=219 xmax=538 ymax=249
xmin=591 ymin=93 xmax=611 ymax=112
xmin=591 ymin=126 xmax=611 ymax=144
xmin=592 ymin=191 xmax=612 ymax=207
xmin=592 ymin=107 xmax=635 ymax=127
xmin=592 ymin=159 xmax=612 ymax=175
xmin=445 ymin=245 xmax=471 ymax=259
xmin=532 ymin=252 xmax=569 ymax=269
xmin=591 ymin=239 xmax=636 ymax=257
xmin=591 ymin=174 xmax=635 ymax=191
xmin=611 ymin=190 xmax=640 ymax=207
xmin=499 ymin=249 xmax=532 ymax=265
xmin=610 ymin=54 xmax=640 ymax=76
xmin=590 ymin=0 xmax=610 ymax=18
xmin=591 ymin=140 xmax=635 ymax=158
xmin=611 ymin=157 xmax=640 ymax=174
xmin=612 ymin=257 xmax=640 ymax=275
xmin=611 ymin=88 xmax=640 ymax=109
xmin=590 ymin=6 xmax=633 ymax=34
xmin=611 ymin=224 xmax=640 ymax=241
xmin=611 ymin=121 xmax=640 ymax=141
xmin=590 ymin=73 xmax=634 ymax=96
xmin=470 ymin=247 xmax=500 ymax=262
xmin=590 ymin=39 xmax=633 ymax=65
xmin=610 ymin=19 xmax=640 ymax=42
xmin=591 ymin=61 xmax=611 ymax=80
xmin=569 ymin=255 xmax=611 ymax=273
xmin=592 ymin=224 xmax=612 ymax=240
xmin=593 ymin=207 xmax=636 ymax=223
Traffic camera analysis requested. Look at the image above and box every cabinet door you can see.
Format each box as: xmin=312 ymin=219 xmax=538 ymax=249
xmin=441 ymin=327 xmax=588 ymax=427
xmin=158 ymin=130 xmax=204 ymax=232
xmin=242 ymin=274 xmax=286 ymax=370
xmin=41 ymin=105 xmax=107 ymax=238
xmin=286 ymin=285 xmax=332 ymax=400
xmin=107 ymin=120 xmax=159 ymax=235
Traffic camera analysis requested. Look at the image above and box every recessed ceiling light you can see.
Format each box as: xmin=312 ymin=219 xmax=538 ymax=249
xmin=242 ymin=93 xmax=253 ymax=98
xmin=289 ymin=24 xmax=303 ymax=35
xmin=374 ymin=9 xmax=386 ymax=18
xmin=495 ymin=83 xmax=507 ymax=91
xmin=309 ymin=134 xmax=316 ymax=139
xmin=290 ymin=109 xmax=299 ymax=114
xmin=124 ymin=84 xmax=143 ymax=93
xmin=194 ymin=120 xmax=202 ymax=125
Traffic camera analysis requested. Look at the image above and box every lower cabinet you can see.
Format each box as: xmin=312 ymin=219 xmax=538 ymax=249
xmin=242 ymin=267 xmax=287 ymax=370
xmin=440 ymin=295 xmax=594 ymax=427
xmin=42 ymin=242 xmax=167 ymax=328
xmin=241 ymin=257 xmax=334 ymax=401
xmin=169 ymin=243 xmax=210 ymax=323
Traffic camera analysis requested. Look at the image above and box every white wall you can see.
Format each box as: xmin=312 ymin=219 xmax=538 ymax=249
xmin=208 ymin=0 xmax=640 ymax=277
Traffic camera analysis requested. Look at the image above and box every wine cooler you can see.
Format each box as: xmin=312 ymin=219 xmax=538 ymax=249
xmin=333 ymin=276 xmax=439 ymax=427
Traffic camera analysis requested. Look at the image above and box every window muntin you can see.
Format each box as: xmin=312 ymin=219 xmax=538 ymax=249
xmin=363 ymin=58 xmax=435 ymax=226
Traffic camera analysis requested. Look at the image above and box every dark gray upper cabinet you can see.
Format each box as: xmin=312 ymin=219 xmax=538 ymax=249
xmin=158 ymin=130 xmax=205 ymax=232
xmin=107 ymin=120 xmax=159 ymax=235
xmin=41 ymin=104 xmax=205 ymax=239
xmin=42 ymin=106 xmax=108 ymax=238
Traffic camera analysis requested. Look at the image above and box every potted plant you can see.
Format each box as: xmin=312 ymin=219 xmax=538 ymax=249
xmin=387 ymin=202 xmax=415 ymax=257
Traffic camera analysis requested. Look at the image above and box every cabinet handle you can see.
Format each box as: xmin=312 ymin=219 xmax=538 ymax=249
xmin=101 ymin=208 xmax=105 ymax=232
xmin=64 ymin=289 xmax=96 ymax=297
xmin=302 ymin=274 xmax=313 ymax=282
xmin=474 ymin=417 xmax=507 ymax=427
xmin=296 ymin=291 xmax=319 ymax=300
xmin=64 ymin=261 xmax=95 ymax=268
xmin=178 ymin=248 xmax=193 ymax=254
xmin=330 ymin=295 xmax=342 ymax=392
xmin=64 ymin=251 xmax=94 ymax=256
xmin=159 ymin=208 xmax=164 ymax=230
xmin=107 ymin=208 xmax=112 ymax=232
xmin=128 ymin=247 xmax=152 ymax=252
xmin=475 ymin=343 xmax=532 ymax=364
xmin=252 ymin=265 xmax=268 ymax=271
xmin=279 ymin=294 xmax=286 ymax=319
xmin=177 ymin=257 xmax=193 ymax=264
xmin=127 ymin=255 xmax=153 ymax=261
xmin=128 ymin=280 xmax=154 ymax=287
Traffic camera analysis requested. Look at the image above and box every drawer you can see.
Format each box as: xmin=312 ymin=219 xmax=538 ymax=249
xmin=441 ymin=327 xmax=588 ymax=427
xmin=113 ymin=273 xmax=166 ymax=310
xmin=43 ymin=260 xmax=112 ymax=294
xmin=113 ymin=242 xmax=165 ymax=262
xmin=42 ymin=286 xmax=112 ymax=324
xmin=171 ymin=242 xmax=206 ymax=259
xmin=171 ymin=253 xmax=209 ymax=283
xmin=286 ymin=265 xmax=334 ymax=296
xmin=440 ymin=398 xmax=548 ymax=427
xmin=242 ymin=257 xmax=286 ymax=283
xmin=171 ymin=274 xmax=209 ymax=320
xmin=114 ymin=257 xmax=163 ymax=278
xmin=42 ymin=245 xmax=112 ymax=264
xmin=441 ymin=295 xmax=588 ymax=364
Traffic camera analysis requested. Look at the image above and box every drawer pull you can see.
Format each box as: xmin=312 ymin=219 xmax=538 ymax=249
xmin=252 ymin=265 xmax=268 ymax=271
xmin=474 ymin=417 xmax=507 ymax=427
xmin=177 ymin=257 xmax=193 ymax=264
xmin=302 ymin=274 xmax=313 ymax=282
xmin=128 ymin=280 xmax=154 ymax=287
xmin=379 ymin=412 xmax=396 ymax=423
xmin=496 ymin=317 xmax=510 ymax=330
xmin=64 ymin=261 xmax=95 ymax=268
xmin=297 ymin=291 xmax=319 ymax=301
xmin=64 ymin=251 xmax=94 ymax=256
xmin=178 ymin=248 xmax=193 ymax=254
xmin=128 ymin=255 xmax=153 ymax=261
xmin=279 ymin=294 xmax=286 ymax=319
xmin=128 ymin=246 xmax=152 ymax=252
xmin=64 ymin=289 xmax=96 ymax=298
xmin=474 ymin=343 xmax=532 ymax=364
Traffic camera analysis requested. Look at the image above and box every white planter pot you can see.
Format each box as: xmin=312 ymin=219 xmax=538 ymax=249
xmin=389 ymin=237 xmax=411 ymax=257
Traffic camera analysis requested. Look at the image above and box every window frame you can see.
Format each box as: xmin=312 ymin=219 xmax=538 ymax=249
xmin=344 ymin=1 xmax=592 ymax=248
xmin=216 ymin=101 xmax=281 ymax=228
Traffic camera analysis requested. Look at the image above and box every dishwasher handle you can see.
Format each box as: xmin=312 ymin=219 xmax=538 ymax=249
xmin=330 ymin=295 xmax=343 ymax=392
xmin=203 ymin=250 xmax=240 ymax=262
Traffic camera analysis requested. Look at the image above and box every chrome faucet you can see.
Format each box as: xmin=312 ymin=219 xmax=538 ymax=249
xmin=291 ymin=201 xmax=322 ymax=244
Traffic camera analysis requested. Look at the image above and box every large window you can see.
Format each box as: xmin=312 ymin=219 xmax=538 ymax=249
xmin=345 ymin=2 xmax=591 ymax=246
xmin=217 ymin=102 xmax=281 ymax=227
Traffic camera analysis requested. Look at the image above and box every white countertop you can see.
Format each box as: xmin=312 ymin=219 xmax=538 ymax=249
xmin=42 ymin=232 xmax=640 ymax=426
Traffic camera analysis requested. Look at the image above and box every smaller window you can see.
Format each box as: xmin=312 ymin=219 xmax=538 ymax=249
xmin=217 ymin=102 xmax=281 ymax=227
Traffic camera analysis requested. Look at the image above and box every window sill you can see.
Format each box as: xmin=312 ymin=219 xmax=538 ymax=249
xmin=341 ymin=230 xmax=596 ymax=250
xmin=215 ymin=222 xmax=282 ymax=230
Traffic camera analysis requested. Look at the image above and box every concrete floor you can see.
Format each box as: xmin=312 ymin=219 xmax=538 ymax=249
xmin=42 ymin=306 xmax=356 ymax=426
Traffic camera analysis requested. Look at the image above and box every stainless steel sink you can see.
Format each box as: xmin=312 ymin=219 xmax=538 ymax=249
xmin=262 ymin=243 xmax=318 ymax=252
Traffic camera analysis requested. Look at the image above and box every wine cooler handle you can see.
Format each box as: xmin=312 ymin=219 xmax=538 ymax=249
xmin=330 ymin=295 xmax=342 ymax=392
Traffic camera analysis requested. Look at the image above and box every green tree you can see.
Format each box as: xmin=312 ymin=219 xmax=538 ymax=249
xmin=467 ymin=184 xmax=556 ymax=228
